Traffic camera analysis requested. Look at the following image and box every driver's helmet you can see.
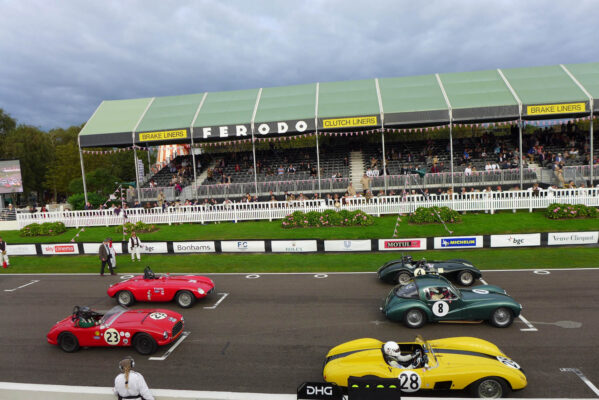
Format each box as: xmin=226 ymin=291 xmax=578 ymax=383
xmin=403 ymin=255 xmax=413 ymax=263
xmin=79 ymin=306 xmax=93 ymax=319
xmin=143 ymin=266 xmax=154 ymax=279
xmin=383 ymin=341 xmax=401 ymax=358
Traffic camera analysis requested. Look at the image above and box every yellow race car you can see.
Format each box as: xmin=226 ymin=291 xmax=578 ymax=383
xmin=323 ymin=335 xmax=526 ymax=398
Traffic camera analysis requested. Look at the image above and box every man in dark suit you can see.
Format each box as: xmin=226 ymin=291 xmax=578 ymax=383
xmin=99 ymin=238 xmax=115 ymax=276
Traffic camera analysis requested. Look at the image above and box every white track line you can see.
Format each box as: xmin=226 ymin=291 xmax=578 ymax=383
xmin=4 ymin=280 xmax=39 ymax=292
xmin=149 ymin=331 xmax=190 ymax=361
xmin=204 ymin=293 xmax=229 ymax=309
xmin=478 ymin=277 xmax=537 ymax=332
xmin=560 ymin=368 xmax=599 ymax=397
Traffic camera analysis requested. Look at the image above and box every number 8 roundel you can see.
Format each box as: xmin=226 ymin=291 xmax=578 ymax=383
xmin=398 ymin=370 xmax=421 ymax=392
xmin=432 ymin=300 xmax=449 ymax=317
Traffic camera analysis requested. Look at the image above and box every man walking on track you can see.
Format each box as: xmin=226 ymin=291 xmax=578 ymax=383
xmin=99 ymin=238 xmax=115 ymax=276
xmin=129 ymin=232 xmax=142 ymax=262
xmin=0 ymin=236 xmax=9 ymax=268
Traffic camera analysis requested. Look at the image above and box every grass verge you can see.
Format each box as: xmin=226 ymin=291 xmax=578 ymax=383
xmin=1 ymin=247 xmax=597 ymax=274
xmin=2 ymin=210 xmax=598 ymax=243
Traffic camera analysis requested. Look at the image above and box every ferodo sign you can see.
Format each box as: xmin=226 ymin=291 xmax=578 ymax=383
xmin=42 ymin=244 xmax=79 ymax=255
xmin=196 ymin=119 xmax=313 ymax=140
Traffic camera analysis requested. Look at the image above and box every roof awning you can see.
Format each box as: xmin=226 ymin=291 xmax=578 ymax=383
xmin=563 ymin=62 xmax=599 ymax=113
xmin=317 ymin=79 xmax=381 ymax=130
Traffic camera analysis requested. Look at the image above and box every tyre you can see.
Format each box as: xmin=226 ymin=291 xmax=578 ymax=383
xmin=58 ymin=332 xmax=80 ymax=353
xmin=116 ymin=290 xmax=135 ymax=307
xmin=457 ymin=270 xmax=475 ymax=286
xmin=395 ymin=271 xmax=412 ymax=286
xmin=470 ymin=377 xmax=509 ymax=398
xmin=175 ymin=290 xmax=195 ymax=308
xmin=403 ymin=308 xmax=427 ymax=329
xmin=490 ymin=307 xmax=514 ymax=328
xmin=133 ymin=333 xmax=158 ymax=355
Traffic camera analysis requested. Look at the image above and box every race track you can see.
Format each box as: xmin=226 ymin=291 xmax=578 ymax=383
xmin=0 ymin=268 xmax=598 ymax=397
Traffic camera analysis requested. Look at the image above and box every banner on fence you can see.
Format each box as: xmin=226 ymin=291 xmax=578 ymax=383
xmin=221 ymin=241 xmax=266 ymax=252
xmin=434 ymin=236 xmax=483 ymax=249
xmin=324 ymin=240 xmax=371 ymax=252
xmin=83 ymin=243 xmax=123 ymax=254
xmin=378 ymin=238 xmax=427 ymax=251
xmin=141 ymin=242 xmax=168 ymax=254
xmin=41 ymin=244 xmax=79 ymax=255
xmin=548 ymin=231 xmax=598 ymax=246
xmin=6 ymin=244 xmax=36 ymax=255
xmin=490 ymin=234 xmax=541 ymax=248
xmin=271 ymin=240 xmax=318 ymax=253
xmin=173 ymin=241 xmax=216 ymax=253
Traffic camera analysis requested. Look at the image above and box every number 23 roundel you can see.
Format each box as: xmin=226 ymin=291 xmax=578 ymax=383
xmin=398 ymin=371 xmax=421 ymax=392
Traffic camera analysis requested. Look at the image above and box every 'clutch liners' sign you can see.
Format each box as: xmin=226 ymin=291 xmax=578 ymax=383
xmin=322 ymin=116 xmax=378 ymax=129
xmin=527 ymin=102 xmax=586 ymax=115
xmin=139 ymin=129 xmax=187 ymax=141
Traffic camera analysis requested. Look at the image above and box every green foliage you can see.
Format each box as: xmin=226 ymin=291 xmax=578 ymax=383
xmin=67 ymin=193 xmax=106 ymax=210
xmin=0 ymin=108 xmax=16 ymax=136
xmin=118 ymin=221 xmax=159 ymax=234
xmin=546 ymin=203 xmax=598 ymax=219
xmin=409 ymin=206 xmax=462 ymax=224
xmin=282 ymin=209 xmax=374 ymax=228
xmin=20 ymin=222 xmax=66 ymax=237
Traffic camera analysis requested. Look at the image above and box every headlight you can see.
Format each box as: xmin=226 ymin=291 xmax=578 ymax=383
xmin=163 ymin=331 xmax=168 ymax=339
xmin=198 ymin=288 xmax=205 ymax=295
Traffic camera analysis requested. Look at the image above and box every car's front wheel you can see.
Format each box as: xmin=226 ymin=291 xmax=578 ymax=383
xmin=457 ymin=270 xmax=475 ymax=286
xmin=133 ymin=333 xmax=158 ymax=355
xmin=470 ymin=377 xmax=510 ymax=398
xmin=395 ymin=271 xmax=412 ymax=285
xmin=403 ymin=308 xmax=427 ymax=328
xmin=58 ymin=332 xmax=80 ymax=353
xmin=175 ymin=290 xmax=196 ymax=308
xmin=490 ymin=307 xmax=514 ymax=328
xmin=116 ymin=290 xmax=135 ymax=307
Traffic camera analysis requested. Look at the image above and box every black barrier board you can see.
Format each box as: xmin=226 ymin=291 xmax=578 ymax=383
xmin=348 ymin=376 xmax=401 ymax=400
xmin=297 ymin=382 xmax=343 ymax=400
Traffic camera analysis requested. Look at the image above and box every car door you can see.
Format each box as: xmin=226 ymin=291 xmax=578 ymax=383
xmin=422 ymin=286 xmax=464 ymax=321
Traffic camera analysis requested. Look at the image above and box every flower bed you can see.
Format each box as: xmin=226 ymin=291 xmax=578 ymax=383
xmin=408 ymin=206 xmax=461 ymax=224
xmin=282 ymin=209 xmax=374 ymax=228
xmin=545 ymin=203 xmax=598 ymax=220
xmin=116 ymin=221 xmax=159 ymax=234
xmin=20 ymin=222 xmax=67 ymax=237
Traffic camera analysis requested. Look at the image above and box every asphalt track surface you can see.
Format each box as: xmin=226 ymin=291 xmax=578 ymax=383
xmin=1 ymin=268 xmax=598 ymax=398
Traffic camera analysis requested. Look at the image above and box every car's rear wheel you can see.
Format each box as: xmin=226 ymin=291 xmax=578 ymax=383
xmin=58 ymin=332 xmax=80 ymax=353
xmin=404 ymin=308 xmax=426 ymax=328
xmin=490 ymin=307 xmax=514 ymax=328
xmin=175 ymin=290 xmax=195 ymax=308
xmin=457 ymin=270 xmax=475 ymax=286
xmin=470 ymin=377 xmax=509 ymax=398
xmin=133 ymin=333 xmax=158 ymax=355
xmin=395 ymin=271 xmax=412 ymax=285
xmin=116 ymin=290 xmax=134 ymax=307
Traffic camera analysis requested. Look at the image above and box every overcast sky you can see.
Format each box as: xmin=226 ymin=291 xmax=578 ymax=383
xmin=0 ymin=0 xmax=597 ymax=130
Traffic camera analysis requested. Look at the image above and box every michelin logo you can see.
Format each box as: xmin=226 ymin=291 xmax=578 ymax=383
xmin=441 ymin=237 xmax=477 ymax=248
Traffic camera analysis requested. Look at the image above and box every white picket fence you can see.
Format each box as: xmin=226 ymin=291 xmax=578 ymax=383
xmin=15 ymin=188 xmax=599 ymax=229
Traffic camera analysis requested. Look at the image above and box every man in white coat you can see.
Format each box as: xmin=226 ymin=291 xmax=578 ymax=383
xmin=129 ymin=232 xmax=142 ymax=262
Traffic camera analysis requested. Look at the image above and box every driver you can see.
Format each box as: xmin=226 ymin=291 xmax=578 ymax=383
xmin=76 ymin=306 xmax=98 ymax=328
xmin=143 ymin=266 xmax=155 ymax=280
xmin=383 ymin=341 xmax=418 ymax=369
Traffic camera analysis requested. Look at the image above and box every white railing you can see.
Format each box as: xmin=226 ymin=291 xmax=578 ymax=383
xmin=15 ymin=189 xmax=599 ymax=229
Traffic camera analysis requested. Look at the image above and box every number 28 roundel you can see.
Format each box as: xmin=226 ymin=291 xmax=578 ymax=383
xmin=398 ymin=371 xmax=421 ymax=392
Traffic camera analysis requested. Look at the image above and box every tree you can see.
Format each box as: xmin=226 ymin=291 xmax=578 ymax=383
xmin=0 ymin=109 xmax=16 ymax=136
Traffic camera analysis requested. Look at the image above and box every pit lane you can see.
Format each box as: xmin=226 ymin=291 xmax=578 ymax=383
xmin=0 ymin=269 xmax=598 ymax=398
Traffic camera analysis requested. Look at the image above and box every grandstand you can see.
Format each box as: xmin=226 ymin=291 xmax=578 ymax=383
xmin=78 ymin=62 xmax=598 ymax=206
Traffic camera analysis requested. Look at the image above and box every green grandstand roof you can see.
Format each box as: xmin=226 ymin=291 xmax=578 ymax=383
xmin=79 ymin=62 xmax=599 ymax=148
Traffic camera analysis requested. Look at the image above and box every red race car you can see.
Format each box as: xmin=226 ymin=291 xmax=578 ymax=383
xmin=107 ymin=266 xmax=215 ymax=308
xmin=47 ymin=305 xmax=184 ymax=355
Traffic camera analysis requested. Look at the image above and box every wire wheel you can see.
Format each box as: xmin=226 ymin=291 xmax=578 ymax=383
xmin=404 ymin=308 xmax=426 ymax=328
xmin=490 ymin=307 xmax=513 ymax=328
xmin=117 ymin=291 xmax=134 ymax=307
xmin=396 ymin=271 xmax=412 ymax=286
xmin=474 ymin=378 xmax=506 ymax=398
xmin=458 ymin=270 xmax=474 ymax=286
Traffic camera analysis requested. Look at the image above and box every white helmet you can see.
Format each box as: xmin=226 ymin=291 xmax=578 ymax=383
xmin=383 ymin=341 xmax=401 ymax=358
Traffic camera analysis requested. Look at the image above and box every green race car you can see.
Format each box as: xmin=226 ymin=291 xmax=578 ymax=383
xmin=377 ymin=255 xmax=482 ymax=286
xmin=381 ymin=275 xmax=521 ymax=329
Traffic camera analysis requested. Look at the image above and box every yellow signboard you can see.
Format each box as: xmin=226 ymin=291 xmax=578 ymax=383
xmin=322 ymin=116 xmax=378 ymax=129
xmin=139 ymin=129 xmax=188 ymax=141
xmin=527 ymin=102 xmax=586 ymax=115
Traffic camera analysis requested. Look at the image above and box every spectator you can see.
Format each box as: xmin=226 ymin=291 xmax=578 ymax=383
xmin=360 ymin=173 xmax=370 ymax=194
xmin=287 ymin=164 xmax=296 ymax=174
xmin=113 ymin=357 xmax=154 ymax=400
xmin=129 ymin=232 xmax=142 ymax=262
xmin=0 ymin=236 xmax=9 ymax=268
xmin=347 ymin=182 xmax=357 ymax=197
xmin=277 ymin=165 xmax=285 ymax=175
